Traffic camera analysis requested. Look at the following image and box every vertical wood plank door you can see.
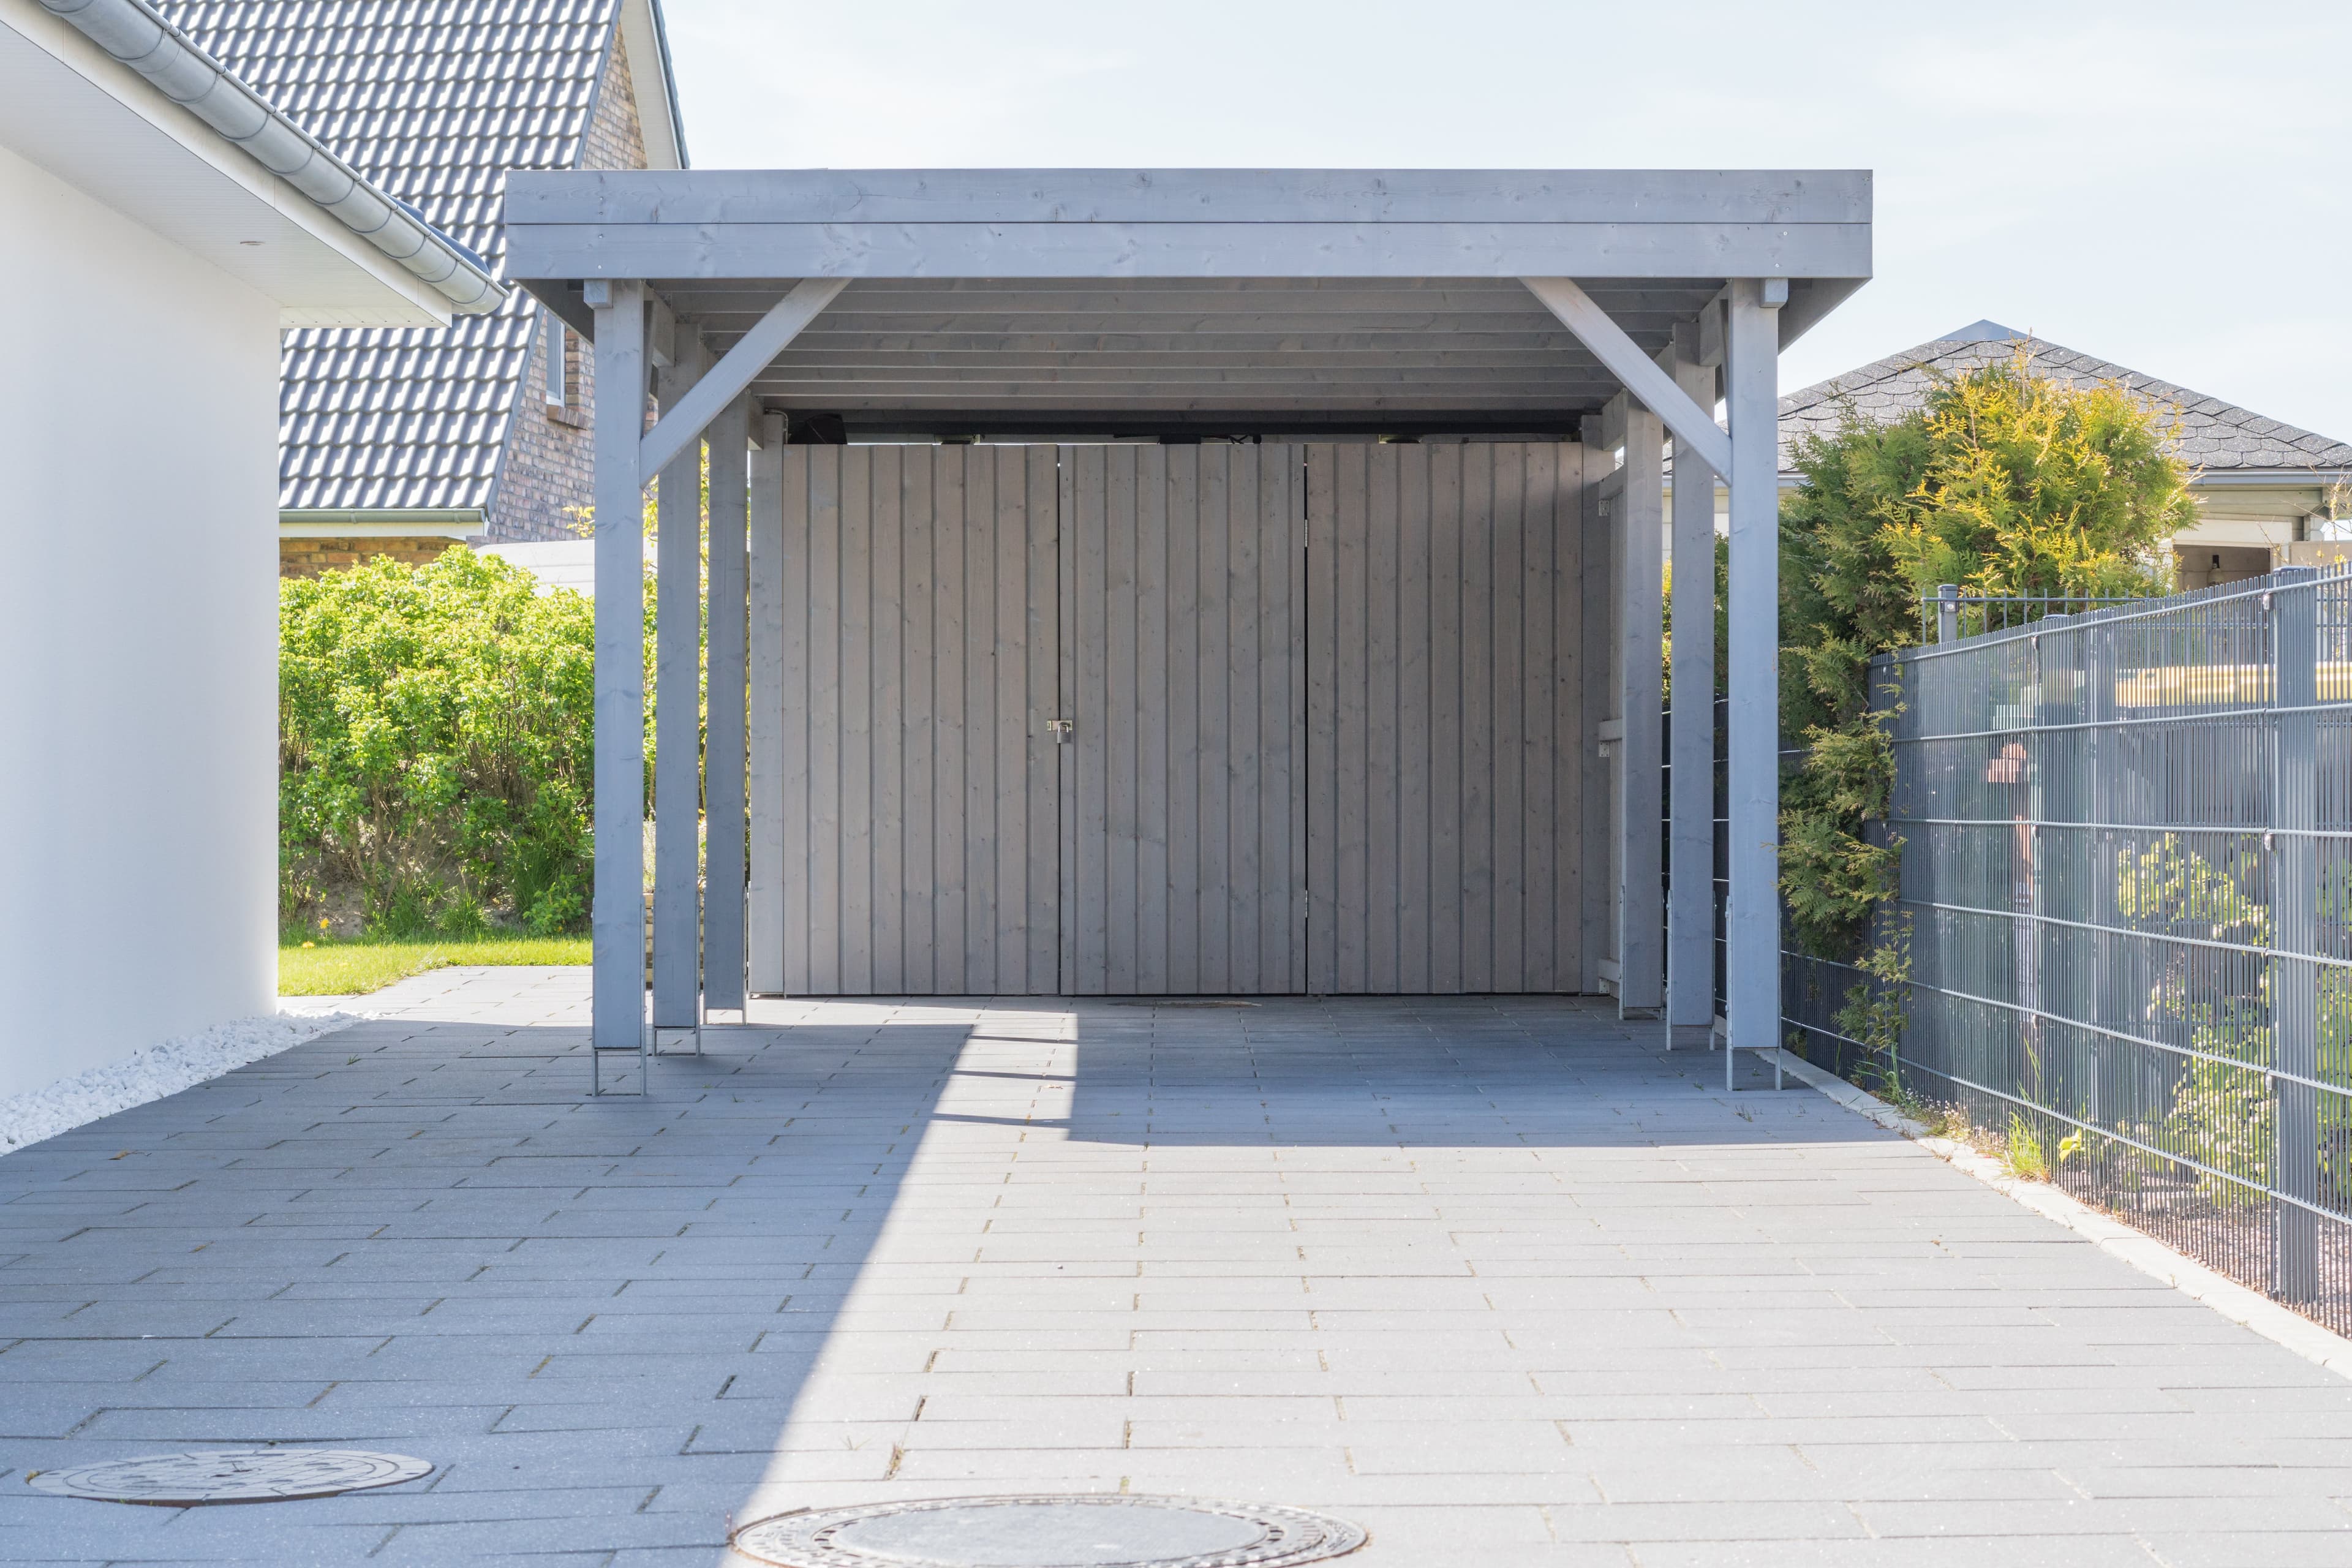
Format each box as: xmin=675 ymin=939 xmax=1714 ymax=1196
xmin=1306 ymin=443 xmax=1585 ymax=994
xmin=765 ymin=445 xmax=1060 ymax=995
xmin=1063 ymin=444 xmax=1308 ymax=995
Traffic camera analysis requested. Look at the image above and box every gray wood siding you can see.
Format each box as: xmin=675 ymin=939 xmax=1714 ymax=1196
xmin=1307 ymin=443 xmax=1585 ymax=993
xmin=772 ymin=445 xmax=1060 ymax=995
xmin=1065 ymin=445 xmax=1306 ymax=995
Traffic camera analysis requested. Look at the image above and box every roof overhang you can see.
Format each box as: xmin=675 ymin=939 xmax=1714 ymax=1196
xmin=617 ymin=0 xmax=687 ymax=172
xmin=508 ymin=168 xmax=1872 ymax=439
xmin=0 ymin=0 xmax=459 ymax=326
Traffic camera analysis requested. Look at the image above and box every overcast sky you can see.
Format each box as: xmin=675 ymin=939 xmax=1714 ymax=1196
xmin=661 ymin=0 xmax=2352 ymax=443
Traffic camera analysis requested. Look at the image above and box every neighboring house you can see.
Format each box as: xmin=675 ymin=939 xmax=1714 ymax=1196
xmin=1780 ymin=320 xmax=2352 ymax=589
xmin=153 ymin=0 xmax=688 ymax=576
xmin=0 ymin=0 xmax=499 ymax=1098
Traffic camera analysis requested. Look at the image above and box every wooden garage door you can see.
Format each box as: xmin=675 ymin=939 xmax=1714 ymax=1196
xmin=1305 ymin=443 xmax=1586 ymax=993
xmin=752 ymin=441 xmax=1583 ymax=997
xmin=765 ymin=445 xmax=1061 ymax=995
xmin=1060 ymin=444 xmax=1308 ymax=995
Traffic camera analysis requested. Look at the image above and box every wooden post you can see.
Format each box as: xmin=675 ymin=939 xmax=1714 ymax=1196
xmin=587 ymin=279 xmax=648 ymax=1072
xmin=1616 ymin=398 xmax=1665 ymax=1017
xmin=1577 ymin=416 xmax=1615 ymax=993
xmin=1724 ymin=278 xmax=1783 ymax=1084
xmin=747 ymin=412 xmax=786 ymax=997
xmin=652 ymin=333 xmax=708 ymax=1038
xmin=703 ymin=397 xmax=751 ymax=1015
xmin=1667 ymin=322 xmax=1721 ymax=1041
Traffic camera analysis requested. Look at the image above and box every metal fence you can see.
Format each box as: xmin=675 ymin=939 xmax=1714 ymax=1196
xmin=1920 ymin=583 xmax=2147 ymax=644
xmin=1785 ymin=566 xmax=2352 ymax=1333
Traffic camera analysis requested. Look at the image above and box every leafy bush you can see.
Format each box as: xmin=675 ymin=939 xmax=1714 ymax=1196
xmin=1776 ymin=353 xmax=2193 ymax=1079
xmin=1781 ymin=353 xmax=2192 ymax=743
xmin=279 ymin=549 xmax=598 ymax=936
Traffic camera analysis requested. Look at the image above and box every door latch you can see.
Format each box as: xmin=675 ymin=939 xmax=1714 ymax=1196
xmin=1047 ymin=718 xmax=1074 ymax=744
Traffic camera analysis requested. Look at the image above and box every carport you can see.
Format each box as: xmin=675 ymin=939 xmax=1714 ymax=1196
xmin=499 ymin=168 xmax=1872 ymax=1088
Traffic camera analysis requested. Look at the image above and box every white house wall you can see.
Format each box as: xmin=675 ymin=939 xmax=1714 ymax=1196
xmin=0 ymin=140 xmax=279 ymax=1098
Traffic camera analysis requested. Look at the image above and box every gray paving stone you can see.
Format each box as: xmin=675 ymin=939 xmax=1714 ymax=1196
xmin=0 ymin=974 xmax=2346 ymax=1564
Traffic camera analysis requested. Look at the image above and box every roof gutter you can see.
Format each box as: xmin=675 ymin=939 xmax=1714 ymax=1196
xmin=36 ymin=0 xmax=507 ymax=314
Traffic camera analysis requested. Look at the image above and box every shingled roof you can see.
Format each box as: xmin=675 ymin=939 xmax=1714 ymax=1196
xmin=153 ymin=0 xmax=681 ymax=517
xmin=1779 ymin=320 xmax=2352 ymax=481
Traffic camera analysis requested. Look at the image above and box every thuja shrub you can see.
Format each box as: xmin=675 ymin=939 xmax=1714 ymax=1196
xmin=1778 ymin=355 xmax=2193 ymax=954
xmin=279 ymin=549 xmax=600 ymax=937
xmin=1776 ymin=355 xmax=2193 ymax=1075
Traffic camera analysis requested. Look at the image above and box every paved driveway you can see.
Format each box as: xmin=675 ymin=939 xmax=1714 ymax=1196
xmin=4 ymin=970 xmax=2350 ymax=1566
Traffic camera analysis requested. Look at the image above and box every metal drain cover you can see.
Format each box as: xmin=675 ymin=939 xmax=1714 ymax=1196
xmin=731 ymin=1495 xmax=1365 ymax=1568
xmin=28 ymin=1449 xmax=432 ymax=1505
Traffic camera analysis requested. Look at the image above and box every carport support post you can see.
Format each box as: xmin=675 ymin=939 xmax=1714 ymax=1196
xmin=652 ymin=333 xmax=709 ymax=1045
xmin=1616 ymin=399 xmax=1665 ymax=1017
xmin=1724 ymin=278 xmax=1784 ymax=1087
xmin=703 ymin=398 xmax=751 ymax=1016
xmin=1667 ymin=328 xmax=1721 ymax=1042
xmin=587 ymin=278 xmax=649 ymax=1074
xmin=746 ymin=413 xmax=787 ymax=998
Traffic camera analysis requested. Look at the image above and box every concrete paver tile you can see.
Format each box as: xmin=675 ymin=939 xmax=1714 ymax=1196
xmin=0 ymin=978 xmax=2345 ymax=1564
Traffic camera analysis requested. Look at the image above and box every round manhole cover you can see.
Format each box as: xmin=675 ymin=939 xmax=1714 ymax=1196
xmin=731 ymin=1495 xmax=1366 ymax=1568
xmin=28 ymin=1449 xmax=432 ymax=1506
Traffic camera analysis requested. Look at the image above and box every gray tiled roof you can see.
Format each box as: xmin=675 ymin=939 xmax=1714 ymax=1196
xmin=155 ymin=1 xmax=623 ymax=514
xmin=1780 ymin=320 xmax=2352 ymax=481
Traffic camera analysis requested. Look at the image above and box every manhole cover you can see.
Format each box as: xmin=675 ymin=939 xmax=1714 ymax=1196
xmin=731 ymin=1495 xmax=1365 ymax=1568
xmin=28 ymin=1449 xmax=432 ymax=1505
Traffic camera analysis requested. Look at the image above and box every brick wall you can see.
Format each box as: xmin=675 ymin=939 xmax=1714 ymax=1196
xmin=279 ymin=536 xmax=464 ymax=578
xmin=485 ymin=33 xmax=651 ymax=543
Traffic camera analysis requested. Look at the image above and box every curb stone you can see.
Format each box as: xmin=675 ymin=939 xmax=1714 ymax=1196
xmin=1766 ymin=1046 xmax=2352 ymax=1382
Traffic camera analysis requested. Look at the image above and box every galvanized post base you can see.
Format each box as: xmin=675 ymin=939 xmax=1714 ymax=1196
xmin=590 ymin=995 xmax=649 ymax=1096
xmin=650 ymin=1023 xmax=701 ymax=1058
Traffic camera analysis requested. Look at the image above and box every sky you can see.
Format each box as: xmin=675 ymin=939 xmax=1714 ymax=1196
xmin=659 ymin=0 xmax=2352 ymax=442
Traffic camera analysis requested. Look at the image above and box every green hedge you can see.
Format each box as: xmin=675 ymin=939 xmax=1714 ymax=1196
xmin=279 ymin=549 xmax=603 ymax=937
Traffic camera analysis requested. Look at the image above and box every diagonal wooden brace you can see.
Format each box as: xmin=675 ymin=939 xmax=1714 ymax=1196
xmin=638 ymin=277 xmax=846 ymax=483
xmin=1521 ymin=276 xmax=1733 ymax=478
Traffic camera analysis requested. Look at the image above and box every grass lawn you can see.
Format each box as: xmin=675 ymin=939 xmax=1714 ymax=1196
xmin=279 ymin=936 xmax=591 ymax=996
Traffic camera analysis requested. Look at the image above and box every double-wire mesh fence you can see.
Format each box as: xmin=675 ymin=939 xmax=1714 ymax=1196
xmin=1784 ymin=567 xmax=2352 ymax=1333
xmin=1918 ymin=585 xmax=2147 ymax=644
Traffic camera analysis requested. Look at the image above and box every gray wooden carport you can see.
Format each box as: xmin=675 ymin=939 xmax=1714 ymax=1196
xmin=500 ymin=168 xmax=1873 ymax=1089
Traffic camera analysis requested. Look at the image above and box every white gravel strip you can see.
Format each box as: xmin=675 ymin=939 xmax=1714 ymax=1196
xmin=0 ymin=1009 xmax=366 ymax=1155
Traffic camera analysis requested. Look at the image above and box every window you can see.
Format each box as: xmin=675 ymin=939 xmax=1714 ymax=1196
xmin=545 ymin=318 xmax=568 ymax=407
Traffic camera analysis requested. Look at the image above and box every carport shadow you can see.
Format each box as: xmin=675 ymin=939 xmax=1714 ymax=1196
xmin=0 ymin=998 xmax=964 ymax=1563
xmin=1060 ymin=994 xmax=1873 ymax=1148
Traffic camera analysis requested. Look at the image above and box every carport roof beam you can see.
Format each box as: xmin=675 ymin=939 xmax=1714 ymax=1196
xmin=507 ymin=168 xmax=1869 ymax=439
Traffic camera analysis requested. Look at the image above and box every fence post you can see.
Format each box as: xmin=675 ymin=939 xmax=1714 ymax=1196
xmin=2040 ymin=616 xmax=2084 ymax=1142
xmin=2086 ymin=612 xmax=2120 ymax=1147
xmin=2272 ymin=567 xmax=2321 ymax=1301
xmin=1937 ymin=583 xmax=1961 ymax=646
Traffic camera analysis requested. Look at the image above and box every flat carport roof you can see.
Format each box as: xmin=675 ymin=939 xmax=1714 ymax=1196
xmin=507 ymin=167 xmax=1869 ymax=439
xmin=497 ymin=167 xmax=1871 ymax=1083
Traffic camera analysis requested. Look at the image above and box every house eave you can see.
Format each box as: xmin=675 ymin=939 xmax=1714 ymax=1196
xmin=279 ymin=510 xmax=485 ymax=538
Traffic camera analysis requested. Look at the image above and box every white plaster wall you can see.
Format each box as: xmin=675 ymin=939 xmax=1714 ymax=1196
xmin=0 ymin=141 xmax=279 ymax=1099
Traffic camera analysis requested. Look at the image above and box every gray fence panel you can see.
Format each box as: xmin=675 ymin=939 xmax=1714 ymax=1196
xmin=1783 ymin=569 xmax=2352 ymax=1333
